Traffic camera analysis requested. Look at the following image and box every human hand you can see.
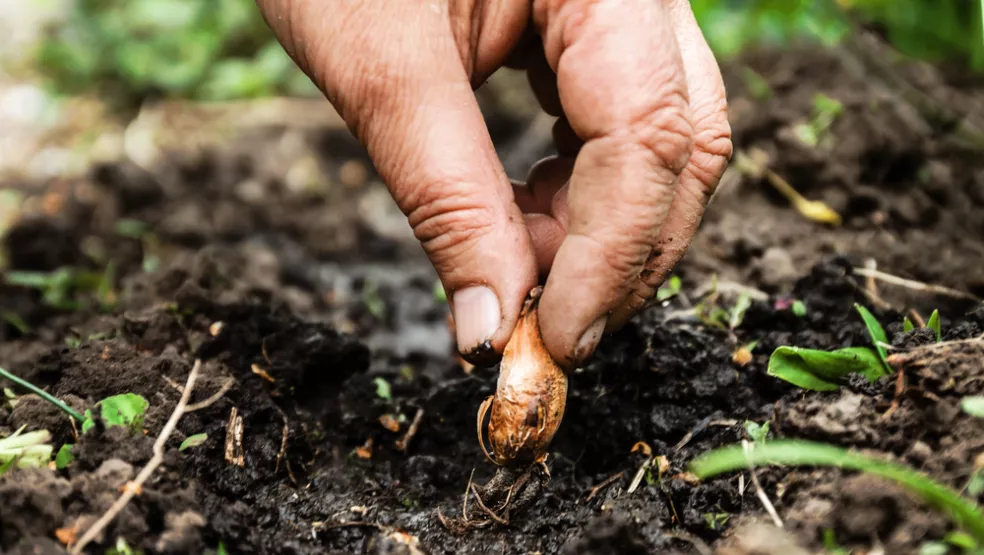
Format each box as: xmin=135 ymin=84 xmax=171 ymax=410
xmin=255 ymin=0 xmax=732 ymax=369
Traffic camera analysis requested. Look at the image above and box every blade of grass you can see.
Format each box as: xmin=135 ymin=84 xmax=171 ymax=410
xmin=0 ymin=367 xmax=84 ymax=422
xmin=927 ymin=310 xmax=942 ymax=342
xmin=689 ymin=440 xmax=984 ymax=542
xmin=854 ymin=303 xmax=890 ymax=373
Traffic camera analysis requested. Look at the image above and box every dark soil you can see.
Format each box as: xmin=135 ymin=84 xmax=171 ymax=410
xmin=2 ymin=38 xmax=984 ymax=555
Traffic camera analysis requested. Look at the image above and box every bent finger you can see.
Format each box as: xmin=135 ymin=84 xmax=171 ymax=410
xmin=608 ymin=0 xmax=733 ymax=330
xmin=533 ymin=0 xmax=694 ymax=368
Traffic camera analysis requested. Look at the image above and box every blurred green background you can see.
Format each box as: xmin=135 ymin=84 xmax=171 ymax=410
xmin=19 ymin=0 xmax=984 ymax=110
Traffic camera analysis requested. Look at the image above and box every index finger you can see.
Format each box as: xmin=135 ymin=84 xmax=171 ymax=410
xmin=533 ymin=0 xmax=694 ymax=368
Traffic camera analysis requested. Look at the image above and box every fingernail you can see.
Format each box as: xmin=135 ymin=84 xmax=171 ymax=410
xmin=452 ymin=286 xmax=501 ymax=354
xmin=574 ymin=315 xmax=608 ymax=365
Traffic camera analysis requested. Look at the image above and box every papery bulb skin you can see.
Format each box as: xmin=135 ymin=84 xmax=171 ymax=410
xmin=479 ymin=287 xmax=568 ymax=466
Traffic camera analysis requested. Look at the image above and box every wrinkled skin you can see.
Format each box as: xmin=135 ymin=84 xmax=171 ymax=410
xmin=254 ymin=0 xmax=732 ymax=369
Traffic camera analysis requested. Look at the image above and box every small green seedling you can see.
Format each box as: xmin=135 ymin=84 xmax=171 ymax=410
xmin=361 ymin=281 xmax=386 ymax=319
xmin=766 ymin=304 xmax=893 ymax=391
xmin=690 ymin=440 xmax=984 ymax=545
xmin=374 ymin=377 xmax=392 ymax=401
xmin=704 ymin=511 xmax=730 ymax=530
xmin=791 ymin=300 xmax=807 ymax=317
xmin=904 ymin=317 xmax=916 ymax=332
xmin=743 ymin=420 xmax=770 ymax=443
xmin=106 ymin=537 xmax=144 ymax=555
xmin=1 ymin=310 xmax=29 ymax=334
xmin=180 ymin=433 xmax=208 ymax=451
xmin=767 ymin=345 xmax=886 ymax=391
xmin=927 ymin=309 xmax=942 ymax=342
xmin=100 ymin=393 xmax=149 ymax=431
xmin=855 ymin=303 xmax=891 ymax=373
xmin=5 ymin=264 xmax=117 ymax=312
xmin=55 ymin=443 xmax=75 ymax=469
xmin=0 ymin=426 xmax=53 ymax=474
xmin=656 ymin=276 xmax=682 ymax=302
xmin=823 ymin=529 xmax=850 ymax=555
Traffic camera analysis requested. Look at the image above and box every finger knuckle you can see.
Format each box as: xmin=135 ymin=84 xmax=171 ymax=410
xmin=406 ymin=182 xmax=499 ymax=261
xmin=586 ymin=231 xmax=651 ymax=285
xmin=686 ymin=103 xmax=733 ymax=192
xmin=625 ymin=100 xmax=695 ymax=177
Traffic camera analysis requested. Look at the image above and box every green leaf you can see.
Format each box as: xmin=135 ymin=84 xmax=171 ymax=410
xmin=0 ymin=456 xmax=16 ymax=476
xmin=373 ymin=377 xmax=392 ymax=401
xmin=968 ymin=471 xmax=984 ymax=497
xmin=962 ymin=396 xmax=984 ymax=418
xmin=730 ymin=293 xmax=752 ymax=330
xmin=927 ymin=309 xmax=942 ymax=342
xmin=100 ymin=393 xmax=149 ymax=430
xmin=791 ymin=300 xmax=807 ymax=317
xmin=3 ymin=388 xmax=15 ymax=401
xmin=656 ymin=276 xmax=682 ymax=302
xmin=81 ymin=409 xmax=95 ymax=434
xmin=1 ymin=310 xmax=30 ymax=335
xmin=55 ymin=444 xmax=75 ymax=469
xmin=744 ymin=420 xmax=770 ymax=443
xmin=854 ymin=303 xmax=891 ymax=373
xmin=903 ymin=317 xmax=915 ymax=332
xmin=217 ymin=541 xmax=229 ymax=555
xmin=689 ymin=440 xmax=984 ymax=543
xmin=766 ymin=346 xmax=885 ymax=391
xmin=945 ymin=530 xmax=979 ymax=549
xmin=180 ymin=433 xmax=208 ymax=451
xmin=837 ymin=346 xmax=892 ymax=381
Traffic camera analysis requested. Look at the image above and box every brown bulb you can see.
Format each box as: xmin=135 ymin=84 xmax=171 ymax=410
xmin=477 ymin=287 xmax=568 ymax=466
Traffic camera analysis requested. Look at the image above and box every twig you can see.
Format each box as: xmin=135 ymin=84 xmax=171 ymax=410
xmin=273 ymin=405 xmax=297 ymax=484
xmin=0 ymin=367 xmax=84 ymax=422
xmin=743 ymin=440 xmax=783 ymax=529
xmin=185 ymin=377 xmax=234 ymax=412
xmin=396 ymin=408 xmax=424 ymax=452
xmin=863 ymin=259 xmax=884 ymax=308
xmin=71 ymin=359 xmax=202 ymax=554
xmin=853 ymin=267 xmax=981 ymax=301
xmin=585 ymin=471 xmax=624 ymax=502
xmin=908 ymin=309 xmax=926 ymax=328
xmin=224 ymin=407 xmax=245 ymax=467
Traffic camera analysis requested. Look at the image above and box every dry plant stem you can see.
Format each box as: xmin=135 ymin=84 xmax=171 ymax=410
xmin=225 ymin=407 xmax=245 ymax=467
xmin=185 ymin=377 xmax=235 ymax=412
xmin=909 ymin=309 xmax=926 ymax=328
xmin=396 ymin=408 xmax=424 ymax=452
xmin=743 ymin=441 xmax=784 ymax=529
xmin=71 ymin=359 xmax=202 ymax=554
xmin=585 ymin=471 xmax=624 ymax=502
xmin=853 ymin=267 xmax=982 ymax=301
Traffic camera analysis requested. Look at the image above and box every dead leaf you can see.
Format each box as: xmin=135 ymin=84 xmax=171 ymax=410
xmin=379 ymin=414 xmax=401 ymax=433
xmin=630 ymin=441 xmax=652 ymax=456
xmin=355 ymin=438 xmax=373 ymax=459
xmin=251 ymin=364 xmax=276 ymax=383
xmin=55 ymin=526 xmax=77 ymax=546
xmin=732 ymin=347 xmax=753 ymax=367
